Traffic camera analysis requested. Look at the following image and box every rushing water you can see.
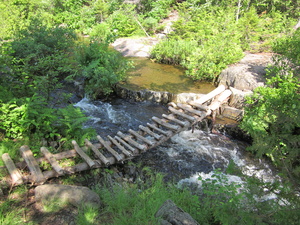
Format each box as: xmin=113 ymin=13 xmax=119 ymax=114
xmin=75 ymin=98 xmax=279 ymax=189
xmin=74 ymin=97 xmax=168 ymax=137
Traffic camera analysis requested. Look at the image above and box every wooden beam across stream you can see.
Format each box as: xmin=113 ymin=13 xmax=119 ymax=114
xmin=1 ymin=85 xmax=231 ymax=186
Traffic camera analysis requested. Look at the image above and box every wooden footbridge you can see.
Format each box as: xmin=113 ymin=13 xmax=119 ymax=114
xmin=1 ymin=85 xmax=232 ymax=186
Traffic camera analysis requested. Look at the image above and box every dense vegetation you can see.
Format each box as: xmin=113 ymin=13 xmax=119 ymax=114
xmin=0 ymin=0 xmax=300 ymax=224
xmin=241 ymin=30 xmax=300 ymax=182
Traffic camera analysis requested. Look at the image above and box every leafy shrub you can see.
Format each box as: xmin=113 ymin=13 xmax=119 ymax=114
xmin=0 ymin=95 xmax=95 ymax=145
xmin=182 ymin=37 xmax=244 ymax=81
xmin=151 ymin=39 xmax=198 ymax=64
xmin=90 ymin=22 xmax=117 ymax=43
xmin=152 ymin=6 xmax=244 ymax=81
xmin=106 ymin=5 xmax=141 ymax=37
xmin=272 ymin=29 xmax=300 ymax=66
xmin=71 ymin=40 xmax=133 ymax=99
xmin=241 ymin=30 xmax=300 ymax=179
xmin=196 ymin=169 xmax=300 ymax=225
xmin=2 ymin=21 xmax=78 ymax=99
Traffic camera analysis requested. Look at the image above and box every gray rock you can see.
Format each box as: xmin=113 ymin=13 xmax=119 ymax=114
xmin=229 ymin=87 xmax=252 ymax=109
xmin=155 ymin=199 xmax=200 ymax=225
xmin=220 ymin=106 xmax=244 ymax=121
xmin=172 ymin=93 xmax=205 ymax=104
xmin=35 ymin=184 xmax=101 ymax=208
xmin=217 ymin=53 xmax=273 ymax=91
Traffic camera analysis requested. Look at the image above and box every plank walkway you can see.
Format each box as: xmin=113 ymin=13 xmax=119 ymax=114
xmin=1 ymin=85 xmax=231 ymax=186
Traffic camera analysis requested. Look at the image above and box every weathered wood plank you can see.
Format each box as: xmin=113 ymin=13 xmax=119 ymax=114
xmin=186 ymin=102 xmax=209 ymax=111
xmin=114 ymin=136 xmax=139 ymax=155
xmin=176 ymin=103 xmax=205 ymax=117
xmin=152 ymin=116 xmax=180 ymax=131
xmin=128 ymin=129 xmax=155 ymax=146
xmin=162 ymin=114 xmax=189 ymax=127
xmin=117 ymin=131 xmax=147 ymax=151
xmin=146 ymin=123 xmax=172 ymax=136
xmin=85 ymin=139 xmax=111 ymax=166
xmin=107 ymin=135 xmax=133 ymax=157
xmin=20 ymin=145 xmax=45 ymax=184
xmin=2 ymin=153 xmax=23 ymax=185
xmin=209 ymin=90 xmax=232 ymax=110
xmin=190 ymin=85 xmax=226 ymax=105
xmin=168 ymin=107 xmax=196 ymax=122
xmin=97 ymin=135 xmax=123 ymax=162
xmin=72 ymin=140 xmax=96 ymax=168
xmin=139 ymin=125 xmax=161 ymax=140
xmin=40 ymin=147 xmax=64 ymax=176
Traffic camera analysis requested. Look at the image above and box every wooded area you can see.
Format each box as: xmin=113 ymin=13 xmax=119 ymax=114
xmin=0 ymin=1 xmax=299 ymax=224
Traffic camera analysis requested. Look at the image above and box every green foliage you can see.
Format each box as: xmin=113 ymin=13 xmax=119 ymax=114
xmin=272 ymin=29 xmax=300 ymax=66
xmin=150 ymin=1 xmax=295 ymax=81
xmin=152 ymin=6 xmax=244 ymax=81
xmin=0 ymin=95 xmax=95 ymax=145
xmin=142 ymin=0 xmax=175 ymax=20
xmin=196 ymin=169 xmax=300 ymax=225
xmin=89 ymin=22 xmax=117 ymax=43
xmin=1 ymin=21 xmax=78 ymax=99
xmin=71 ymin=40 xmax=133 ymax=98
xmin=76 ymin=204 xmax=99 ymax=225
xmin=241 ymin=31 xmax=300 ymax=178
xmin=96 ymin=172 xmax=199 ymax=225
xmin=182 ymin=37 xmax=243 ymax=81
xmin=106 ymin=4 xmax=141 ymax=37
xmin=151 ymin=39 xmax=198 ymax=64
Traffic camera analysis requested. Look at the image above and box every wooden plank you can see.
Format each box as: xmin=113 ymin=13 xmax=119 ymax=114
xmin=96 ymin=135 xmax=123 ymax=162
xmin=85 ymin=139 xmax=111 ymax=166
xmin=40 ymin=147 xmax=64 ymax=176
xmin=190 ymin=85 xmax=226 ymax=105
xmin=152 ymin=116 xmax=180 ymax=131
xmin=72 ymin=140 xmax=96 ymax=168
xmin=187 ymin=102 xmax=209 ymax=111
xmin=176 ymin=103 xmax=205 ymax=117
xmin=162 ymin=114 xmax=188 ymax=127
xmin=20 ymin=145 xmax=45 ymax=184
xmin=128 ymin=129 xmax=155 ymax=146
xmin=147 ymin=123 xmax=172 ymax=136
xmin=117 ymin=131 xmax=147 ymax=151
xmin=168 ymin=107 xmax=196 ymax=122
xmin=114 ymin=136 xmax=139 ymax=155
xmin=139 ymin=125 xmax=161 ymax=140
xmin=107 ymin=135 xmax=133 ymax=157
xmin=2 ymin=153 xmax=23 ymax=185
xmin=209 ymin=90 xmax=232 ymax=110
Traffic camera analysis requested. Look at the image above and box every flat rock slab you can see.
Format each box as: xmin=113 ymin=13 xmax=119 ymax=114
xmin=111 ymin=37 xmax=159 ymax=57
xmin=35 ymin=184 xmax=101 ymax=208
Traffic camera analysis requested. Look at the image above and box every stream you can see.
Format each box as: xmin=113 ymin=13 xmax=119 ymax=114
xmin=74 ymin=58 xmax=279 ymax=199
xmin=74 ymin=97 xmax=279 ymax=191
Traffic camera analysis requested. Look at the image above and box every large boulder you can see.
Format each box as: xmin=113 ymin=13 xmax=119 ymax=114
xmin=35 ymin=184 xmax=101 ymax=208
xmin=217 ymin=53 xmax=273 ymax=91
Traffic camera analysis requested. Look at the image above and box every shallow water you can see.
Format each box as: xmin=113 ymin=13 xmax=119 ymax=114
xmin=119 ymin=57 xmax=215 ymax=94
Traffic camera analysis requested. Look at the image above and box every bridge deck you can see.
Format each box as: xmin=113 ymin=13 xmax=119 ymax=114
xmin=1 ymin=85 xmax=231 ymax=186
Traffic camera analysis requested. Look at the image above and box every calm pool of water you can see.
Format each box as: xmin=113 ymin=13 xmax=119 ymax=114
xmin=119 ymin=58 xmax=215 ymax=94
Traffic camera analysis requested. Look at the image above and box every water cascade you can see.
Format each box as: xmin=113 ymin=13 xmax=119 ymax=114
xmin=75 ymin=98 xmax=279 ymax=188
